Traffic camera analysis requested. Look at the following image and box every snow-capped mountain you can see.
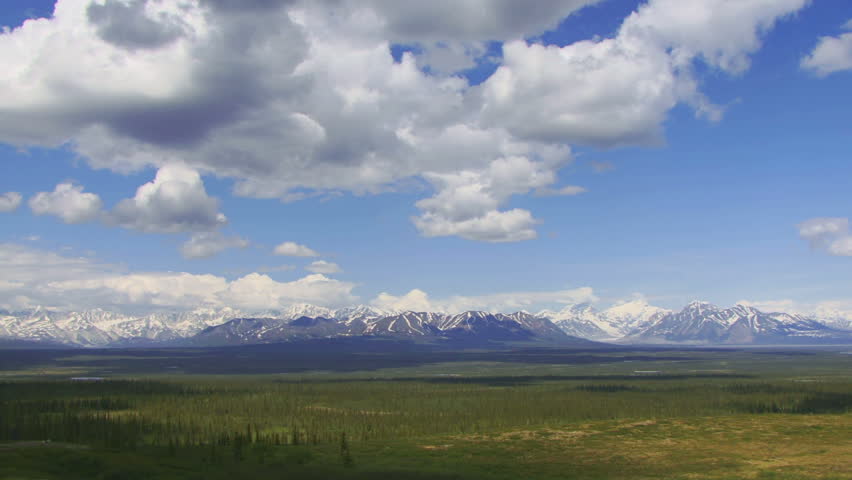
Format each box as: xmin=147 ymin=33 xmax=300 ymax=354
xmin=0 ymin=307 xmax=245 ymax=347
xmin=188 ymin=310 xmax=577 ymax=346
xmin=538 ymin=300 xmax=670 ymax=340
xmin=2 ymin=301 xmax=851 ymax=347
xmin=629 ymin=302 xmax=851 ymax=344
xmin=602 ymin=299 xmax=670 ymax=335
xmin=361 ymin=311 xmax=444 ymax=337
xmin=539 ymin=304 xmax=611 ymax=340
xmin=812 ymin=308 xmax=852 ymax=331
xmin=334 ymin=305 xmax=390 ymax=322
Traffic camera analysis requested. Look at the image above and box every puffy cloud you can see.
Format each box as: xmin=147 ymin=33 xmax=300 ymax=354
xmin=797 ymin=217 xmax=852 ymax=256
xmin=218 ymin=273 xmax=356 ymax=310
xmin=86 ymin=0 xmax=187 ymax=51
xmin=0 ymin=192 xmax=22 ymax=212
xmin=414 ymin=209 xmax=539 ymax=243
xmin=0 ymin=243 xmax=356 ymax=311
xmin=621 ymin=0 xmax=810 ymax=73
xmin=50 ymin=272 xmax=229 ymax=310
xmin=480 ymin=0 xmax=808 ymax=147
xmin=0 ymin=0 xmax=810 ymax=243
xmin=274 ymin=242 xmax=319 ymax=257
xmin=371 ymin=288 xmax=433 ymax=312
xmin=480 ymin=38 xmax=680 ymax=147
xmin=413 ymin=155 xmax=563 ymax=242
xmin=306 ymin=260 xmax=342 ymax=274
xmin=801 ymin=19 xmax=852 ymax=76
xmin=29 ymin=182 xmax=103 ymax=223
xmin=109 ymin=164 xmax=226 ymax=233
xmin=180 ymin=231 xmax=248 ymax=259
xmin=371 ymin=286 xmax=597 ymax=314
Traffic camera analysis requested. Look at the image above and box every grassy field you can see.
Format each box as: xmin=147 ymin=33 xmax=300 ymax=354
xmin=1 ymin=345 xmax=851 ymax=479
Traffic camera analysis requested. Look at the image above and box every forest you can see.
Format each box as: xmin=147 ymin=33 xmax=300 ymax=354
xmin=1 ymin=346 xmax=851 ymax=479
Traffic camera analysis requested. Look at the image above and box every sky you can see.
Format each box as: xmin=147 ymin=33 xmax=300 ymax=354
xmin=0 ymin=0 xmax=851 ymax=317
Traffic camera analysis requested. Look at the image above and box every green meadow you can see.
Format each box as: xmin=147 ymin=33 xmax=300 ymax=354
xmin=1 ymin=346 xmax=851 ymax=479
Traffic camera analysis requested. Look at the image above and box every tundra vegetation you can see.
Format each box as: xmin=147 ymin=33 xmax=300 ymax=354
xmin=0 ymin=346 xmax=851 ymax=479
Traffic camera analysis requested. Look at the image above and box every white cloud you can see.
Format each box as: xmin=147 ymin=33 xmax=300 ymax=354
xmin=412 ymin=155 xmax=563 ymax=242
xmin=109 ymin=164 xmax=226 ymax=233
xmin=621 ymin=0 xmax=810 ymax=73
xmin=218 ymin=273 xmax=356 ymax=311
xmin=371 ymin=288 xmax=433 ymax=312
xmin=371 ymin=286 xmax=597 ymax=314
xmin=306 ymin=260 xmax=342 ymax=274
xmin=180 ymin=232 xmax=248 ymax=259
xmin=827 ymin=236 xmax=852 ymax=256
xmin=797 ymin=217 xmax=852 ymax=256
xmin=274 ymin=241 xmax=319 ymax=257
xmin=480 ymin=37 xmax=680 ymax=147
xmin=29 ymin=182 xmax=102 ymax=223
xmin=414 ymin=209 xmax=539 ymax=243
xmin=802 ymin=19 xmax=852 ymax=76
xmin=535 ymin=185 xmax=587 ymax=197
xmin=0 ymin=192 xmax=22 ymax=212
xmin=798 ymin=217 xmax=848 ymax=242
xmin=480 ymin=0 xmax=808 ymax=147
xmin=0 ymin=0 xmax=811 ymax=243
xmin=0 ymin=243 xmax=356 ymax=312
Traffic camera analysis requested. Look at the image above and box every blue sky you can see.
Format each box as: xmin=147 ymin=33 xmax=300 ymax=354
xmin=0 ymin=0 xmax=851 ymax=316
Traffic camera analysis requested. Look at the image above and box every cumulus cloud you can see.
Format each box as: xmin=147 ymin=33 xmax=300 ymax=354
xmin=0 ymin=0 xmax=811 ymax=242
xmin=306 ymin=260 xmax=342 ymax=274
xmin=0 ymin=192 xmax=22 ymax=212
xmin=414 ymin=209 xmax=539 ymax=243
xmin=274 ymin=241 xmax=319 ymax=257
xmin=797 ymin=217 xmax=852 ymax=256
xmin=480 ymin=0 xmax=808 ymax=147
xmin=219 ymin=273 xmax=356 ymax=310
xmin=480 ymin=38 xmax=679 ymax=147
xmin=0 ymin=243 xmax=356 ymax=312
xmin=29 ymin=182 xmax=103 ymax=223
xmin=180 ymin=231 xmax=248 ymax=259
xmin=371 ymin=286 xmax=597 ymax=314
xmin=371 ymin=288 xmax=433 ymax=312
xmin=801 ymin=19 xmax=852 ymax=76
xmin=109 ymin=164 xmax=226 ymax=233
xmin=620 ymin=0 xmax=809 ymax=74
xmin=412 ymin=155 xmax=561 ymax=242
xmin=86 ymin=0 xmax=187 ymax=51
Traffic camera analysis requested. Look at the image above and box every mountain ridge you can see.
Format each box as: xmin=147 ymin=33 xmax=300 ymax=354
xmin=1 ymin=301 xmax=851 ymax=348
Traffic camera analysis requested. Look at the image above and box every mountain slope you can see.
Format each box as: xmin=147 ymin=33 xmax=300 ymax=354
xmin=630 ymin=303 xmax=852 ymax=344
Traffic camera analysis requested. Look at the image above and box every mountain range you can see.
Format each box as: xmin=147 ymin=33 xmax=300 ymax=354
xmin=1 ymin=300 xmax=851 ymax=348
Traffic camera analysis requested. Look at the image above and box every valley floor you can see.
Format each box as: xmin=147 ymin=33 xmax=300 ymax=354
xmin=1 ymin=346 xmax=851 ymax=479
